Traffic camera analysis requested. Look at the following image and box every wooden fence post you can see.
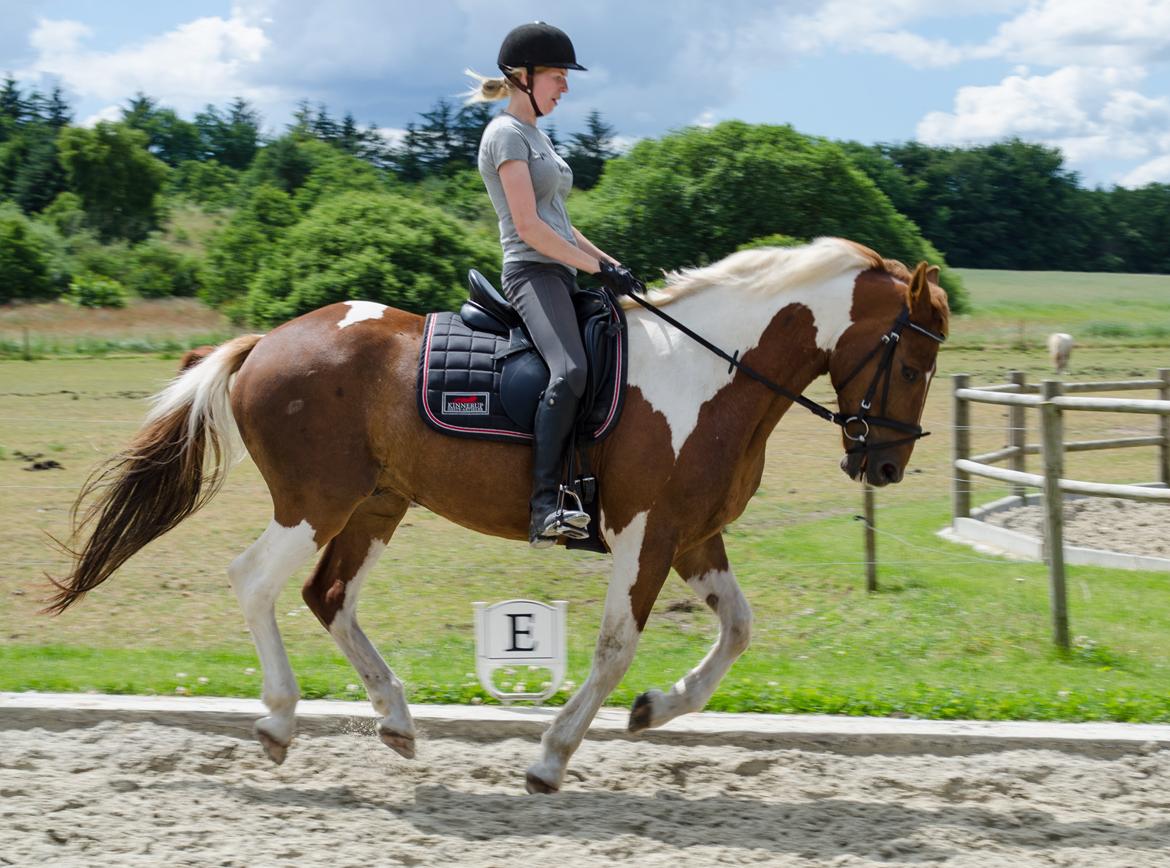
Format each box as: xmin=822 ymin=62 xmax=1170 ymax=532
xmin=1159 ymin=368 xmax=1169 ymax=487
xmin=1040 ymin=379 xmax=1069 ymax=650
xmin=1009 ymin=370 xmax=1027 ymax=500
xmin=863 ymin=483 xmax=877 ymax=592
xmin=953 ymin=374 xmax=971 ymax=521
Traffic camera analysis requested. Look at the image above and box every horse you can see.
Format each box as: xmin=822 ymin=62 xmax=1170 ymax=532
xmin=47 ymin=236 xmax=950 ymax=794
xmin=1048 ymin=332 xmax=1073 ymax=374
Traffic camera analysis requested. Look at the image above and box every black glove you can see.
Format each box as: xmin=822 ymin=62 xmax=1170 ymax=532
xmin=597 ymin=261 xmax=645 ymax=296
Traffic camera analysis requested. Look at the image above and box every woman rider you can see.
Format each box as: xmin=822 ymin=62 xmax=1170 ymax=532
xmin=468 ymin=22 xmax=643 ymax=548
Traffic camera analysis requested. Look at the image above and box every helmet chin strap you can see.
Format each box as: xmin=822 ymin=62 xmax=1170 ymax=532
xmin=503 ymin=65 xmax=544 ymax=118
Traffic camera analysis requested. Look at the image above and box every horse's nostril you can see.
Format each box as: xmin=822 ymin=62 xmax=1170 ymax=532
xmin=881 ymin=462 xmax=901 ymax=483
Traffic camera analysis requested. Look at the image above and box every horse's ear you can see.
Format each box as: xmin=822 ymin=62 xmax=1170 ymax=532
xmin=909 ymin=261 xmax=933 ymax=321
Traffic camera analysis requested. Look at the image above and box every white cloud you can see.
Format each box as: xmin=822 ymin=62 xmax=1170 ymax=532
xmin=986 ymin=0 xmax=1170 ymax=67
xmin=917 ymin=66 xmax=1170 ymax=170
xmin=19 ymin=13 xmax=276 ymax=117
xmin=1120 ymin=153 xmax=1170 ymax=185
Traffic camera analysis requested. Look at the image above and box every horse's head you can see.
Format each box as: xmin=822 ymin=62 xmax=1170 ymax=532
xmin=830 ymin=260 xmax=950 ymax=486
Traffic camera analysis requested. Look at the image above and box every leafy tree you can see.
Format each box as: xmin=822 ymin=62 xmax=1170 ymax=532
xmin=195 ymin=98 xmax=260 ymax=169
xmin=243 ymin=190 xmax=499 ymax=325
xmin=202 ymin=183 xmax=299 ymax=309
xmin=122 ymin=93 xmax=203 ymax=166
xmin=6 ymin=122 xmax=70 ymax=212
xmin=39 ymin=192 xmax=87 ymax=237
xmin=565 ymin=110 xmax=616 ymax=190
xmin=166 ymin=159 xmax=241 ymax=210
xmin=56 ymin=122 xmax=169 ymax=242
xmin=572 ymin=121 xmax=967 ymax=309
xmin=122 ymin=239 xmax=202 ymax=298
xmin=450 ymin=102 xmax=493 ymax=169
xmin=0 ymin=205 xmax=55 ymax=301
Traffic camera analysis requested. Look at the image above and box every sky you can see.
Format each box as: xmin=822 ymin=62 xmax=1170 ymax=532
xmin=2 ymin=0 xmax=1169 ymax=189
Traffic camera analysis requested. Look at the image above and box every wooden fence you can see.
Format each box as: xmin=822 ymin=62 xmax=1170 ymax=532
xmin=952 ymin=369 xmax=1170 ymax=648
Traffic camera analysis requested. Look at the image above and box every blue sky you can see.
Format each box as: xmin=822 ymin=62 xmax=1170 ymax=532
xmin=3 ymin=1 xmax=1169 ymax=188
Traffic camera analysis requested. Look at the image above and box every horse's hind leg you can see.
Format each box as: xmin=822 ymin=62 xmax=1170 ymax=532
xmin=227 ymin=518 xmax=324 ymax=764
xmin=301 ymin=492 xmax=416 ymax=758
xmin=628 ymin=533 xmax=752 ymax=733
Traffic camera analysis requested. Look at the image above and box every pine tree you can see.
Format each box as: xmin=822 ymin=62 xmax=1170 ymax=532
xmin=565 ymin=110 xmax=617 ymax=190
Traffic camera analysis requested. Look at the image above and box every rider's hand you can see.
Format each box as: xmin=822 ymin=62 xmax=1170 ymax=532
xmin=597 ymin=260 xmax=645 ymax=296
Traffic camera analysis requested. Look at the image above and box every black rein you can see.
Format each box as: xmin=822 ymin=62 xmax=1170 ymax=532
xmin=619 ymin=290 xmax=946 ymax=453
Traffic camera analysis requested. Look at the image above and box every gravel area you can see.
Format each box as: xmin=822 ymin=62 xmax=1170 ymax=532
xmin=985 ymin=497 xmax=1170 ymax=559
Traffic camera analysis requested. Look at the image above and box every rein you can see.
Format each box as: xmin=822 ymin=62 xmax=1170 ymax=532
xmin=620 ymin=290 xmax=945 ymax=452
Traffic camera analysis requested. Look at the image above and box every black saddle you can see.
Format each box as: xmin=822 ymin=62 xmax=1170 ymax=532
xmin=416 ymin=269 xmax=628 ymax=446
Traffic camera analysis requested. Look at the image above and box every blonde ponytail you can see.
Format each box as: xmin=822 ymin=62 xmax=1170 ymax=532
xmin=463 ymin=68 xmax=516 ymax=104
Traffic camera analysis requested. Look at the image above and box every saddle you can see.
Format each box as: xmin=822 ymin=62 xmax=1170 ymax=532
xmin=417 ymin=270 xmax=627 ymax=444
xmin=416 ymin=271 xmax=628 ymax=553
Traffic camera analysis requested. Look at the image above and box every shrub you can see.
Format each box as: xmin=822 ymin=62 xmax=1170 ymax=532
xmin=0 ymin=205 xmax=55 ymax=302
xmin=65 ymin=273 xmax=128 ymax=308
xmin=124 ymin=239 xmax=201 ymax=298
xmin=243 ymin=190 xmax=499 ymax=326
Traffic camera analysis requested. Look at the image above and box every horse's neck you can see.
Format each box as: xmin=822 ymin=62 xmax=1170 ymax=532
xmin=625 ymin=273 xmax=855 ymax=458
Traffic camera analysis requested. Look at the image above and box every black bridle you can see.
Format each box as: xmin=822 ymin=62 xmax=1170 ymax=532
xmin=620 ymin=291 xmax=946 ymax=453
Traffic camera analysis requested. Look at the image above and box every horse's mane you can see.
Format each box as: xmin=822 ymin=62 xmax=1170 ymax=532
xmin=620 ymin=237 xmax=897 ymax=309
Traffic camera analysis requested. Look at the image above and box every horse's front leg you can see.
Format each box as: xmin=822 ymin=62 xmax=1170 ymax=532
xmin=628 ymin=532 xmax=752 ymax=733
xmin=525 ymin=511 xmax=673 ymax=794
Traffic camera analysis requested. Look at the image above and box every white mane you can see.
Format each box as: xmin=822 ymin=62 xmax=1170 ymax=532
xmin=620 ymin=237 xmax=886 ymax=309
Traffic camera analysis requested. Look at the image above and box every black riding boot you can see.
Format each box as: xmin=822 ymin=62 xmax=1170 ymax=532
xmin=529 ymin=377 xmax=590 ymax=548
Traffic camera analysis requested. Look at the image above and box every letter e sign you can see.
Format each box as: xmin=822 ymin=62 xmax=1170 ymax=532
xmin=473 ymin=599 xmax=567 ymax=704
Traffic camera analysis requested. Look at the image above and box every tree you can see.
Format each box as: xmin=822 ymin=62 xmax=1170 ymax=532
xmin=565 ymin=110 xmax=616 ymax=190
xmin=202 ymin=183 xmax=300 ymax=308
xmin=243 ymin=190 xmax=499 ymax=325
xmin=195 ymin=98 xmax=260 ymax=168
xmin=0 ymin=205 xmax=54 ymax=301
xmin=121 ymin=93 xmax=203 ymax=166
xmin=56 ymin=122 xmax=169 ymax=241
xmin=571 ymin=121 xmax=967 ymax=309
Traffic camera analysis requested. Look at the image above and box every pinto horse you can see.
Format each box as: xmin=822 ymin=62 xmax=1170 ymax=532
xmin=49 ymin=237 xmax=949 ymax=794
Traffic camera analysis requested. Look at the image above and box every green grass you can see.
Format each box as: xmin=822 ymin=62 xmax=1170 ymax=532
xmin=951 ymin=268 xmax=1170 ymax=349
xmin=1 ymin=270 xmax=1168 ymax=721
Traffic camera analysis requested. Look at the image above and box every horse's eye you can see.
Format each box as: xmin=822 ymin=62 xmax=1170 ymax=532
xmin=901 ymin=364 xmax=919 ymax=383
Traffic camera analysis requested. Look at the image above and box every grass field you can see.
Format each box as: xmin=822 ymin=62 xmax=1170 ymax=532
xmin=1 ymin=269 xmax=1168 ymax=721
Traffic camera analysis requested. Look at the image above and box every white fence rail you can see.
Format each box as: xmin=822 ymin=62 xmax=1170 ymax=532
xmin=952 ymin=369 xmax=1170 ymax=648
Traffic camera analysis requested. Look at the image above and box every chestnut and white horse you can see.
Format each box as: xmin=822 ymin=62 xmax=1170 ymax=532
xmin=49 ymin=237 xmax=949 ymax=794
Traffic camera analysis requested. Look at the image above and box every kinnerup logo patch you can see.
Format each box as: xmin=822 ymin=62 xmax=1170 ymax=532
xmin=442 ymin=392 xmax=490 ymax=415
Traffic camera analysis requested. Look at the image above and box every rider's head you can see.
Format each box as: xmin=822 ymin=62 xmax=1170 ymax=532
xmin=465 ymin=22 xmax=586 ymax=118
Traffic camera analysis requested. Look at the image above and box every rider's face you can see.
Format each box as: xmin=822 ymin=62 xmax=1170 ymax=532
xmin=530 ymin=67 xmax=569 ymax=115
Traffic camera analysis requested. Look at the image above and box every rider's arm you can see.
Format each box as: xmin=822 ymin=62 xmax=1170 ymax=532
xmin=571 ymin=227 xmax=619 ymax=268
xmin=499 ymin=160 xmax=603 ymax=274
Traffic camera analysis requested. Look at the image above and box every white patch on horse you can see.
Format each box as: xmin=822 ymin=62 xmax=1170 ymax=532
xmin=627 ymin=269 xmax=859 ymax=457
xmin=337 ymin=301 xmax=388 ymax=329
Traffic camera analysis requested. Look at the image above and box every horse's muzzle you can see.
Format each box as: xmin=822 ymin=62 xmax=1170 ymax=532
xmin=839 ymin=453 xmax=904 ymax=486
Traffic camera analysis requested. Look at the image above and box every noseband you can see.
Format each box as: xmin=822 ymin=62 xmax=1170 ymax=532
xmin=620 ymin=292 xmax=945 ymax=452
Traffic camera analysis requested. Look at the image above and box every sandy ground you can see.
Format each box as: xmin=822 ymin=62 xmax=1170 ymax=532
xmin=2 ymin=721 xmax=1169 ymax=867
xmin=986 ymin=498 xmax=1170 ymax=559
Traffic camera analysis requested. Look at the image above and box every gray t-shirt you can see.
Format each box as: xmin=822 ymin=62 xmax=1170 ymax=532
xmin=478 ymin=112 xmax=577 ymax=272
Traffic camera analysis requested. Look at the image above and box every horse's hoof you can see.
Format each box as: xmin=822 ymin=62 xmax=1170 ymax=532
xmin=525 ymin=771 xmax=559 ymax=795
xmin=628 ymin=691 xmax=655 ymax=733
xmin=378 ymin=726 xmax=416 ymax=759
xmin=255 ymin=729 xmax=289 ymax=765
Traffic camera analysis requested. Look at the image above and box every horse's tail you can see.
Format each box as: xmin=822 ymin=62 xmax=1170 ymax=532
xmin=44 ymin=333 xmax=265 ymax=614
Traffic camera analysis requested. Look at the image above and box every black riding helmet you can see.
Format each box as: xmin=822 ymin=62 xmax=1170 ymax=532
xmin=497 ymin=22 xmax=586 ymax=118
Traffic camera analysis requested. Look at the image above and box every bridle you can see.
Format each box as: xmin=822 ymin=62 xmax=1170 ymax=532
xmin=833 ymin=306 xmax=946 ymax=454
xmin=620 ymin=291 xmax=946 ymax=453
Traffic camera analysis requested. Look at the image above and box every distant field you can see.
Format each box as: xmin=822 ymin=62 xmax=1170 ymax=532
xmin=1 ymin=281 xmax=1168 ymax=720
xmin=952 ymin=268 xmax=1170 ymax=348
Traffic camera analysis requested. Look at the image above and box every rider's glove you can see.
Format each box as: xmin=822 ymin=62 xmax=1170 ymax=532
xmin=598 ymin=261 xmax=646 ymax=297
